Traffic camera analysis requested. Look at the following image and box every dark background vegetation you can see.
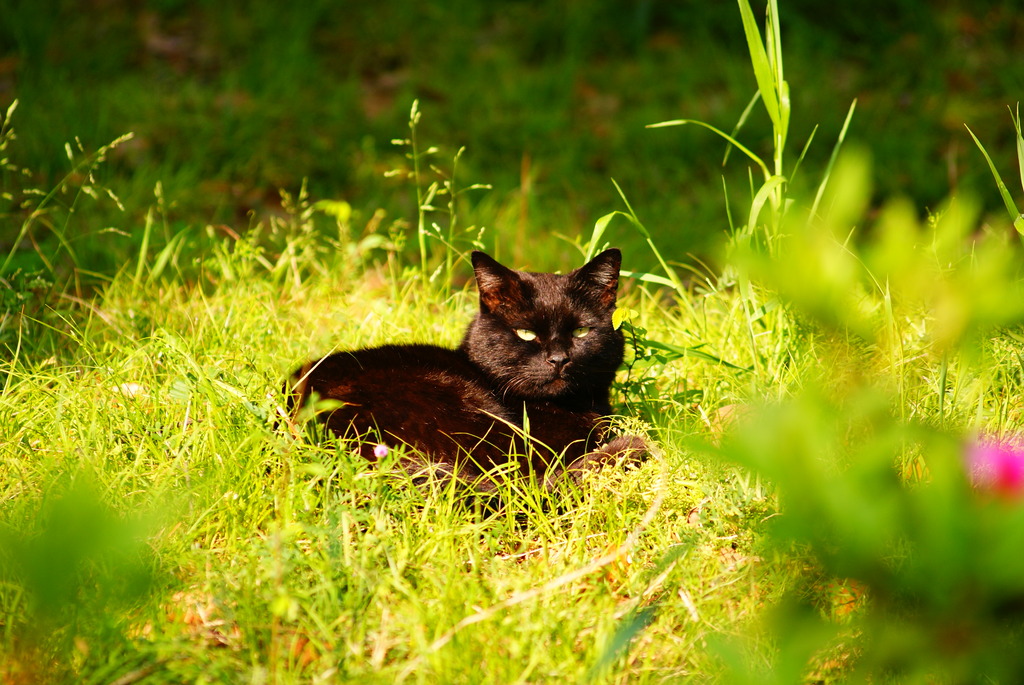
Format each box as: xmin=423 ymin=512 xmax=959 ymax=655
xmin=2 ymin=0 xmax=1022 ymax=276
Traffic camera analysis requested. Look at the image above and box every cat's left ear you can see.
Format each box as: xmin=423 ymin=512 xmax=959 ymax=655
xmin=573 ymin=248 xmax=621 ymax=307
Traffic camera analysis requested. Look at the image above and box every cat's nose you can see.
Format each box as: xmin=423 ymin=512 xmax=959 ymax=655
xmin=547 ymin=352 xmax=569 ymax=371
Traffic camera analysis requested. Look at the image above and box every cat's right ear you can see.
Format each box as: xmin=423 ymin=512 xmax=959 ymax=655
xmin=471 ymin=251 xmax=524 ymax=313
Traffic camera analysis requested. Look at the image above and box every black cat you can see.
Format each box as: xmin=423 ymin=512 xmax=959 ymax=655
xmin=288 ymin=249 xmax=644 ymax=490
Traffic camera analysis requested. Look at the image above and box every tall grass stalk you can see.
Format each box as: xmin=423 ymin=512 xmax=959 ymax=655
xmin=966 ymin=104 xmax=1024 ymax=241
xmin=401 ymin=99 xmax=437 ymax=282
xmin=645 ymin=0 xmax=859 ymax=379
xmin=391 ymin=100 xmax=489 ymax=291
xmin=649 ymin=0 xmax=790 ymax=245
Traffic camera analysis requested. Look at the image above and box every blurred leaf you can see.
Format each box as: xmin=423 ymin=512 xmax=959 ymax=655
xmin=0 ymin=476 xmax=157 ymax=633
xmin=714 ymin=385 xmax=1024 ymax=679
xmin=313 ymin=199 xmax=352 ymax=223
xmin=168 ymin=378 xmax=192 ymax=402
xmin=585 ymin=604 xmax=659 ymax=682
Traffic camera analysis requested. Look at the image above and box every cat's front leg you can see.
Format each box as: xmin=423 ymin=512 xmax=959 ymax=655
xmin=544 ymin=434 xmax=648 ymax=489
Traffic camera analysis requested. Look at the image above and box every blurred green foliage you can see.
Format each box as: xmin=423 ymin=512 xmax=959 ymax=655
xmin=717 ymin=388 xmax=1024 ymax=681
xmin=709 ymin=103 xmax=1024 ymax=678
xmin=0 ymin=476 xmax=159 ymax=681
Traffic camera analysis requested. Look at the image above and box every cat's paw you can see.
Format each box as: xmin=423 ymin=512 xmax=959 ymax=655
xmin=546 ymin=434 xmax=648 ymax=488
xmin=599 ymin=434 xmax=648 ymax=464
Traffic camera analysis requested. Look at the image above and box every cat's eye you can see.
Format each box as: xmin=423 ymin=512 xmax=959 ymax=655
xmin=572 ymin=326 xmax=592 ymax=338
xmin=514 ymin=329 xmax=537 ymax=341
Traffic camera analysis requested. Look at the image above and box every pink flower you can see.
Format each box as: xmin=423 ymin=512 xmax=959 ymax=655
xmin=967 ymin=438 xmax=1024 ymax=497
xmin=373 ymin=443 xmax=389 ymax=459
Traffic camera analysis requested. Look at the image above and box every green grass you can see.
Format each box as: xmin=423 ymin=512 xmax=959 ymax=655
xmin=0 ymin=219 xmax=784 ymax=682
xmin=5 ymin=1 xmax=1024 ymax=682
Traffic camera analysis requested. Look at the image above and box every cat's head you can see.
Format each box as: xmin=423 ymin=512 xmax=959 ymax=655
xmin=461 ymin=249 xmax=625 ymax=403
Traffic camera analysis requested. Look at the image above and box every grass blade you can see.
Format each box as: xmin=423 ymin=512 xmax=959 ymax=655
xmin=768 ymin=0 xmax=784 ymax=88
xmin=134 ymin=208 xmax=154 ymax=289
xmin=1011 ymin=103 xmax=1024 ymax=194
xmin=642 ymin=338 xmax=752 ymax=371
xmin=620 ymin=270 xmax=677 ymax=289
xmin=765 ymin=0 xmax=789 ymax=153
xmin=648 ymin=119 xmax=769 ymax=179
xmin=736 ymin=0 xmax=780 ymax=129
xmin=586 ymin=212 xmax=615 ymax=262
xmin=811 ymin=99 xmax=858 ymax=219
xmin=723 ymin=92 xmax=762 ymax=166
xmin=747 ymin=175 xmax=787 ymax=236
xmin=148 ymin=228 xmax=188 ymax=284
xmin=965 ymin=123 xmax=1024 ymax=236
xmin=789 ymin=124 xmax=819 ymax=183
xmin=610 ymin=180 xmax=687 ymax=294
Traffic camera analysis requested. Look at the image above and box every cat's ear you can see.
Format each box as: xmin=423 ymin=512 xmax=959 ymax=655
xmin=472 ymin=251 xmax=525 ymax=313
xmin=572 ymin=248 xmax=621 ymax=307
